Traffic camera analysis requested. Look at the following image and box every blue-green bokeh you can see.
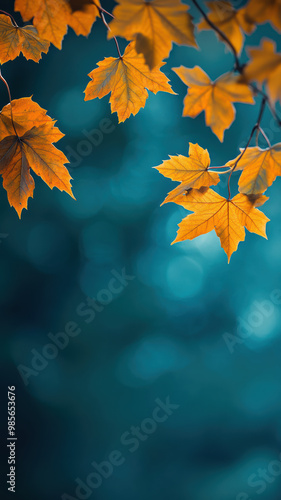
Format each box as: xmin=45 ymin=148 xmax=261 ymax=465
xmin=1 ymin=1 xmax=281 ymax=500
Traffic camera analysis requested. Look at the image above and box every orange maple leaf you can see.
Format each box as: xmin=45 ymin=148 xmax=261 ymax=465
xmin=243 ymin=39 xmax=281 ymax=104
xmin=108 ymin=0 xmax=197 ymax=69
xmin=84 ymin=41 xmax=175 ymax=122
xmin=155 ymin=142 xmax=220 ymax=204
xmin=173 ymin=66 xmax=254 ymax=142
xmin=0 ymin=97 xmax=74 ymax=217
xmin=227 ymin=144 xmax=281 ymax=195
xmin=197 ymin=1 xmax=255 ymax=55
xmin=243 ymin=0 xmax=281 ymax=32
xmin=0 ymin=14 xmax=50 ymax=64
xmin=172 ymin=187 xmax=269 ymax=262
xmin=14 ymin=0 xmax=100 ymax=49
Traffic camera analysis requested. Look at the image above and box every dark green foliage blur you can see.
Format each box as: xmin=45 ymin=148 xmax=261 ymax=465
xmin=1 ymin=1 xmax=281 ymax=499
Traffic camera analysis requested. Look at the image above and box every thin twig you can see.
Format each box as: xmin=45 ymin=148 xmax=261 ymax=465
xmin=191 ymin=0 xmax=281 ymax=131
xmin=0 ymin=69 xmax=18 ymax=137
xmin=191 ymin=0 xmax=241 ymax=71
xmin=227 ymin=97 xmax=267 ymax=198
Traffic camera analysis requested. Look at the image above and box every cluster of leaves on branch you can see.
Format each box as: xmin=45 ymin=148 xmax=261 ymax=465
xmin=0 ymin=1 xmax=281 ymax=262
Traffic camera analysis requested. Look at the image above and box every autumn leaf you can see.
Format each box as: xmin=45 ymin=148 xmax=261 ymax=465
xmin=14 ymin=0 xmax=100 ymax=49
xmin=0 ymin=14 xmax=50 ymax=64
xmin=0 ymin=97 xmax=74 ymax=217
xmin=155 ymin=142 xmax=220 ymax=204
xmin=84 ymin=41 xmax=175 ymax=122
xmin=197 ymin=1 xmax=255 ymax=55
xmin=108 ymin=0 xmax=197 ymax=69
xmin=227 ymin=144 xmax=281 ymax=195
xmin=173 ymin=66 xmax=254 ymax=142
xmin=0 ymin=97 xmax=62 ymax=138
xmin=243 ymin=0 xmax=281 ymax=33
xmin=171 ymin=187 xmax=269 ymax=261
xmin=243 ymin=39 xmax=281 ymax=104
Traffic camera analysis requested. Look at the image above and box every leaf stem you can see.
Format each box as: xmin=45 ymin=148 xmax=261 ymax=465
xmin=258 ymin=126 xmax=271 ymax=148
xmin=0 ymin=69 xmax=18 ymax=137
xmin=96 ymin=3 xmax=122 ymax=58
xmin=209 ymin=168 xmax=233 ymax=174
xmin=92 ymin=1 xmax=114 ymax=18
xmin=0 ymin=10 xmax=18 ymax=27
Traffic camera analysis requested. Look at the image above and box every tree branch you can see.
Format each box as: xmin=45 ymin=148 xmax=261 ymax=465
xmin=191 ymin=0 xmax=242 ymax=71
xmin=191 ymin=0 xmax=281 ymax=129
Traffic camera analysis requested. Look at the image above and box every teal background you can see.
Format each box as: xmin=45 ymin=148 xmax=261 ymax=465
xmin=1 ymin=1 xmax=281 ymax=499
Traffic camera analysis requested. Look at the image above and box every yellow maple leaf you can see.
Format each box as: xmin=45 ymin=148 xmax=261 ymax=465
xmin=155 ymin=142 xmax=220 ymax=204
xmin=197 ymin=1 xmax=254 ymax=55
xmin=172 ymin=187 xmax=269 ymax=262
xmin=14 ymin=0 xmax=100 ymax=49
xmin=84 ymin=42 xmax=175 ymax=122
xmin=243 ymin=0 xmax=281 ymax=32
xmin=173 ymin=66 xmax=254 ymax=142
xmin=0 ymin=97 xmax=74 ymax=217
xmin=227 ymin=144 xmax=281 ymax=195
xmin=0 ymin=14 xmax=50 ymax=64
xmin=108 ymin=0 xmax=197 ymax=69
xmin=243 ymin=39 xmax=281 ymax=104
xmin=0 ymin=97 xmax=63 ymax=139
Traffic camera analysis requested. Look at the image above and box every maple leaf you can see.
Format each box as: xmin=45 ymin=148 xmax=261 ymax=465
xmin=108 ymin=0 xmax=197 ymax=69
xmin=197 ymin=1 xmax=254 ymax=55
xmin=243 ymin=0 xmax=281 ymax=33
xmin=0 ymin=97 xmax=74 ymax=217
xmin=172 ymin=187 xmax=269 ymax=262
xmin=227 ymin=144 xmax=281 ymax=195
xmin=173 ymin=66 xmax=254 ymax=142
xmin=84 ymin=41 xmax=175 ymax=122
xmin=0 ymin=14 xmax=50 ymax=64
xmin=155 ymin=142 xmax=220 ymax=204
xmin=243 ymin=39 xmax=281 ymax=104
xmin=0 ymin=97 xmax=62 ymax=138
xmin=14 ymin=0 xmax=100 ymax=49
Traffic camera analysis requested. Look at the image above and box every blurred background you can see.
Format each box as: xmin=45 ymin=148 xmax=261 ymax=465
xmin=1 ymin=1 xmax=281 ymax=499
